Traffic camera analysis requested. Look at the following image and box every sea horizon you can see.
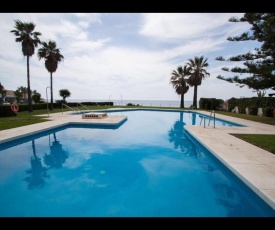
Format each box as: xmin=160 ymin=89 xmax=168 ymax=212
xmin=66 ymin=99 xmax=196 ymax=108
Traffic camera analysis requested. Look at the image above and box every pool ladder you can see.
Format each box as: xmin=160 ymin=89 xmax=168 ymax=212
xmin=200 ymin=110 xmax=216 ymax=128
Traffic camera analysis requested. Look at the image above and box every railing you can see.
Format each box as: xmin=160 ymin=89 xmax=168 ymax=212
xmin=77 ymin=102 xmax=92 ymax=113
xmin=62 ymin=103 xmax=82 ymax=114
xmin=209 ymin=110 xmax=215 ymax=128
xmin=199 ymin=110 xmax=215 ymax=128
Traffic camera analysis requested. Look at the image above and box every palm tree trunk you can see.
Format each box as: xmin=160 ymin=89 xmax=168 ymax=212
xmin=193 ymin=85 xmax=198 ymax=108
xmin=50 ymin=72 xmax=53 ymax=110
xmin=179 ymin=112 xmax=183 ymax=123
xmin=180 ymin=93 xmax=184 ymax=108
xmin=27 ymin=56 xmax=33 ymax=112
xmin=32 ymin=140 xmax=37 ymax=158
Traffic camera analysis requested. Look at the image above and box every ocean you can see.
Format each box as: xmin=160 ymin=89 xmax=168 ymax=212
xmin=67 ymin=99 xmax=195 ymax=108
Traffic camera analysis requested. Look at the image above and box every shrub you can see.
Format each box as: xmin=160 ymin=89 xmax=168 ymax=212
xmin=0 ymin=105 xmax=17 ymax=117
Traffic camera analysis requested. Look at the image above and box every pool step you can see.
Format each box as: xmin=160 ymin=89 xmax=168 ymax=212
xmin=82 ymin=113 xmax=108 ymax=119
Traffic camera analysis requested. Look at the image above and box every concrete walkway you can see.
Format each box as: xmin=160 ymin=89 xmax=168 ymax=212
xmin=0 ymin=111 xmax=127 ymax=143
xmin=0 ymin=109 xmax=274 ymax=211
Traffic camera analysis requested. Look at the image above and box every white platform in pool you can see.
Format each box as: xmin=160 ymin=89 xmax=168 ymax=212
xmin=82 ymin=113 xmax=108 ymax=119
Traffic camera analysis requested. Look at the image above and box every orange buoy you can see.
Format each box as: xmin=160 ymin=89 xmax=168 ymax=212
xmin=10 ymin=103 xmax=19 ymax=113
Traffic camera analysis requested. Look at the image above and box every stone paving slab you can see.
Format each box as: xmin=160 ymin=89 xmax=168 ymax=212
xmin=0 ymin=111 xmax=127 ymax=143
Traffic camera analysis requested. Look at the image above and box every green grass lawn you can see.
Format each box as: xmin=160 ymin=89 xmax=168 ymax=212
xmin=214 ymin=110 xmax=275 ymax=126
xmin=206 ymin=110 xmax=275 ymax=154
xmin=1 ymin=106 xmax=275 ymax=155
xmin=231 ymin=134 xmax=275 ymax=154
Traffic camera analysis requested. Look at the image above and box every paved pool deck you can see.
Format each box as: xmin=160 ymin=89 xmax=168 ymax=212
xmin=0 ymin=108 xmax=275 ymax=211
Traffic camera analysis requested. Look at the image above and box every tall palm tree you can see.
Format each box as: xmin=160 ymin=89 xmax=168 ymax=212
xmin=170 ymin=65 xmax=190 ymax=108
xmin=10 ymin=20 xmax=42 ymax=112
xmin=38 ymin=40 xmax=64 ymax=110
xmin=187 ymin=56 xmax=210 ymax=108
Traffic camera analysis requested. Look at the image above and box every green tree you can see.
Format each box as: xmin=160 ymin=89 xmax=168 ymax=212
xmin=216 ymin=13 xmax=275 ymax=92
xmin=0 ymin=82 xmax=6 ymax=103
xmin=170 ymin=66 xmax=190 ymax=108
xmin=32 ymin=90 xmax=41 ymax=103
xmin=38 ymin=40 xmax=64 ymax=110
xmin=59 ymin=89 xmax=71 ymax=103
xmin=19 ymin=86 xmax=28 ymax=102
xmin=14 ymin=86 xmax=28 ymax=103
xmin=10 ymin=20 xmax=42 ymax=112
xmin=187 ymin=56 xmax=210 ymax=108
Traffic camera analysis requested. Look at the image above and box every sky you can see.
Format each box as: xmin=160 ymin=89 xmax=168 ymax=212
xmin=0 ymin=13 xmax=272 ymax=102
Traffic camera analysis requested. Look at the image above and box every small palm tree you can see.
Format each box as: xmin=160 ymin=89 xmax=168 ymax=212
xmin=10 ymin=20 xmax=42 ymax=112
xmin=38 ymin=40 xmax=64 ymax=110
xmin=18 ymin=86 xmax=28 ymax=102
xmin=170 ymin=66 xmax=190 ymax=108
xmin=59 ymin=89 xmax=71 ymax=103
xmin=187 ymin=56 xmax=210 ymax=108
xmin=14 ymin=86 xmax=29 ymax=103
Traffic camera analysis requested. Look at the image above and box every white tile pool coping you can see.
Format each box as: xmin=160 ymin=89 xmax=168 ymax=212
xmin=0 ymin=108 xmax=275 ymax=211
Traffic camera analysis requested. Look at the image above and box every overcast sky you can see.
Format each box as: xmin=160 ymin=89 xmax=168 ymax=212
xmin=0 ymin=13 xmax=272 ymax=102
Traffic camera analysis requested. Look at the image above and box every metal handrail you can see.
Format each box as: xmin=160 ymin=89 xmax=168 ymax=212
xmin=77 ymin=102 xmax=92 ymax=112
xmin=199 ymin=110 xmax=215 ymax=128
xmin=208 ymin=110 xmax=215 ymax=128
xmin=62 ymin=103 xmax=81 ymax=114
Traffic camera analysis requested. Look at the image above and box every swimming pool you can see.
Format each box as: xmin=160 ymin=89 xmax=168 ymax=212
xmin=79 ymin=109 xmax=244 ymax=127
xmin=0 ymin=110 xmax=274 ymax=217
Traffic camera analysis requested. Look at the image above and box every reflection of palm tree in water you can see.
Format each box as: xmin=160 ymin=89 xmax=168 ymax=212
xmin=168 ymin=112 xmax=199 ymax=157
xmin=24 ymin=140 xmax=49 ymax=189
xmin=192 ymin=113 xmax=196 ymax=125
xmin=168 ymin=112 xmax=186 ymax=150
xmin=44 ymin=133 xmax=69 ymax=169
xmin=214 ymin=183 xmax=246 ymax=217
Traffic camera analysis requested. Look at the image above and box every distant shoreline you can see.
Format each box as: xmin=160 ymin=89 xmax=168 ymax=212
xmin=66 ymin=99 xmax=196 ymax=107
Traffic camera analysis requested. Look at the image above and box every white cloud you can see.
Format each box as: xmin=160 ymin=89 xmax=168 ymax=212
xmin=1 ymin=13 xmax=270 ymax=103
xmin=139 ymin=13 xmax=246 ymax=42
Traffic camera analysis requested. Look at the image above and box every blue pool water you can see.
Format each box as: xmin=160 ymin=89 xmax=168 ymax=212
xmin=0 ymin=110 xmax=274 ymax=217
xmin=99 ymin=109 xmax=245 ymax=127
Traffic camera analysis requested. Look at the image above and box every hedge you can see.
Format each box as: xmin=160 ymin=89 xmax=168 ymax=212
xmin=199 ymin=98 xmax=224 ymax=110
xmin=227 ymin=97 xmax=275 ymax=115
xmin=0 ymin=101 xmax=114 ymax=117
xmin=0 ymin=105 xmax=17 ymax=117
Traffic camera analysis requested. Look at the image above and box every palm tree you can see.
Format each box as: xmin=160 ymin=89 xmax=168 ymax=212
xmin=59 ymin=89 xmax=71 ymax=103
xmin=187 ymin=56 xmax=210 ymax=108
xmin=38 ymin=40 xmax=64 ymax=110
xmin=10 ymin=20 xmax=42 ymax=112
xmin=170 ymin=65 xmax=190 ymax=108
